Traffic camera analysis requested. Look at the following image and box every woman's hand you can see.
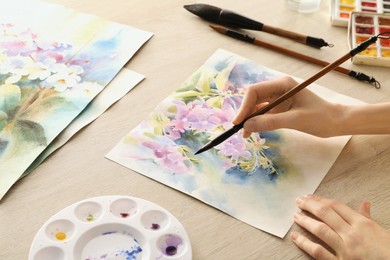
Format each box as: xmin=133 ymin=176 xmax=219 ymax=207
xmin=291 ymin=195 xmax=390 ymax=259
xmin=232 ymin=76 xmax=344 ymax=138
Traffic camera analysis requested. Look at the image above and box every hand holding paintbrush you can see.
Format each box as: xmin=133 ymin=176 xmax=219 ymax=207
xmin=195 ymin=34 xmax=387 ymax=155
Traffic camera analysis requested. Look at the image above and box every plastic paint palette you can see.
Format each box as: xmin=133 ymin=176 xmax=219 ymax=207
xmin=348 ymin=11 xmax=390 ymax=66
xmin=331 ymin=0 xmax=390 ymax=27
xmin=29 ymin=196 xmax=192 ymax=260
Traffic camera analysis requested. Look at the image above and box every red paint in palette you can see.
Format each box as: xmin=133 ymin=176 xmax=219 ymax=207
xmin=379 ymin=17 xmax=390 ymax=26
xmin=362 ymin=2 xmax=377 ymax=8
xmin=120 ymin=212 xmax=130 ymax=218
xmin=355 ymin=16 xmax=374 ymax=24
xmin=356 ymin=25 xmax=374 ymax=34
xmin=379 ymin=28 xmax=390 ymax=47
xmin=151 ymin=223 xmax=160 ymax=230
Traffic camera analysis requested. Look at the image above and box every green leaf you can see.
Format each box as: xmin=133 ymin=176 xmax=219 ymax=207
xmin=172 ymin=90 xmax=203 ymax=99
xmin=0 ymin=84 xmax=21 ymax=113
xmin=13 ymin=119 xmax=47 ymax=146
xmin=199 ymin=78 xmax=211 ymax=94
xmin=206 ymin=96 xmax=222 ymax=108
xmin=19 ymin=94 xmax=77 ymax=119
xmin=0 ymin=111 xmax=8 ymax=131
xmin=215 ymin=60 xmax=236 ymax=92
xmin=178 ymin=70 xmax=202 ymax=92
xmin=167 ymin=105 xmax=177 ymax=114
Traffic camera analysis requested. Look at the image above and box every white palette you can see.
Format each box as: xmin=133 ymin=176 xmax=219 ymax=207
xmin=29 ymin=196 xmax=192 ymax=260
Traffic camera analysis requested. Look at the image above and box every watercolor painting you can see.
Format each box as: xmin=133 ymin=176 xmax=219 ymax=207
xmin=21 ymin=68 xmax=144 ymax=178
xmin=0 ymin=0 xmax=153 ymax=199
xmin=107 ymin=49 xmax=363 ymax=238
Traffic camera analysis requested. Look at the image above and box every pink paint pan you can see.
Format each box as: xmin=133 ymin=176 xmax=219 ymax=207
xmin=331 ymin=0 xmax=390 ymax=27
xmin=348 ymin=11 xmax=390 ymax=67
xmin=29 ymin=196 xmax=192 ymax=260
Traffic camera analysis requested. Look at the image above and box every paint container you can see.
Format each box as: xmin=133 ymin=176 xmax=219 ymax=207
xmin=286 ymin=0 xmax=322 ymax=13
xmin=29 ymin=196 xmax=192 ymax=260
xmin=348 ymin=11 xmax=390 ymax=66
xmin=331 ymin=0 xmax=390 ymax=27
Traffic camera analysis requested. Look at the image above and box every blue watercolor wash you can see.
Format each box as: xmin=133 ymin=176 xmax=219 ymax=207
xmin=94 ymin=36 xmax=119 ymax=51
xmin=228 ymin=64 xmax=261 ymax=86
xmin=209 ymin=81 xmax=217 ymax=90
xmin=259 ymin=132 xmax=280 ymax=142
xmin=223 ymin=161 xmax=282 ymax=185
xmin=0 ymin=139 xmax=8 ymax=156
xmin=214 ymin=57 xmax=231 ymax=71
xmin=116 ymin=245 xmax=142 ymax=260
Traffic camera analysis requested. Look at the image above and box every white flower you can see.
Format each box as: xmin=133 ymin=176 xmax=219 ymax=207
xmin=0 ymin=55 xmax=32 ymax=77
xmin=26 ymin=58 xmax=56 ymax=81
xmin=42 ymin=64 xmax=84 ymax=92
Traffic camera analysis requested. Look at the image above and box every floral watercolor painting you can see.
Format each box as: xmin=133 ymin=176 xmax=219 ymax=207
xmin=107 ymin=49 xmax=362 ymax=238
xmin=0 ymin=0 xmax=152 ymax=199
xmin=21 ymin=68 xmax=144 ymax=179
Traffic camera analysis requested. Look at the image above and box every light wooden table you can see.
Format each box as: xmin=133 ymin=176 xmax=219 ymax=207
xmin=1 ymin=1 xmax=390 ymax=259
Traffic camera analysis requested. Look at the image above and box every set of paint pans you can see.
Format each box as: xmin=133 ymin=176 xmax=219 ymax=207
xmin=29 ymin=196 xmax=192 ymax=260
xmin=348 ymin=12 xmax=390 ymax=66
xmin=331 ymin=0 xmax=390 ymax=27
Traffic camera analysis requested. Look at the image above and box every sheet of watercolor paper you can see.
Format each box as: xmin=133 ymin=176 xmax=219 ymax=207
xmin=108 ymin=49 xmax=364 ymax=238
xmin=21 ymin=68 xmax=145 ymax=178
xmin=0 ymin=0 xmax=153 ymax=199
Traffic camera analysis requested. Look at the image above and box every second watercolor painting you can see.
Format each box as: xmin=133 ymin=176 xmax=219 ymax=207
xmin=107 ymin=49 xmax=363 ymax=238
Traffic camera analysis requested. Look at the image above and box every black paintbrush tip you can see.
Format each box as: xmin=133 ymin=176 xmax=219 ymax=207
xmin=183 ymin=3 xmax=222 ymax=24
xmin=194 ymin=143 xmax=211 ymax=155
xmin=194 ymin=124 xmax=243 ymax=155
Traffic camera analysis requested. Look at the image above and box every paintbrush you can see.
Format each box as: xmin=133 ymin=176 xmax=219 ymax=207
xmin=184 ymin=3 xmax=331 ymax=48
xmin=210 ymin=25 xmax=380 ymax=88
xmin=194 ymin=35 xmax=379 ymax=155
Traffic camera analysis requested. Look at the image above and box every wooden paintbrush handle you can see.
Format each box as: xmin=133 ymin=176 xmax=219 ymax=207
xmin=262 ymin=24 xmax=307 ymax=43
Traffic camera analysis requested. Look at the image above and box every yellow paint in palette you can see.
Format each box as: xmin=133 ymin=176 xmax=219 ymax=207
xmin=382 ymin=49 xmax=390 ymax=57
xmin=359 ymin=47 xmax=377 ymax=56
xmin=55 ymin=232 xmax=67 ymax=240
xmin=349 ymin=12 xmax=390 ymax=67
xmin=86 ymin=213 xmax=94 ymax=222
xmin=340 ymin=6 xmax=356 ymax=12
xmin=340 ymin=0 xmax=356 ymax=4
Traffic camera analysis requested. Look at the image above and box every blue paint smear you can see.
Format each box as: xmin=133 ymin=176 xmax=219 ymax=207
xmin=259 ymin=132 xmax=280 ymax=142
xmin=223 ymin=164 xmax=279 ymax=185
xmin=102 ymin=231 xmax=117 ymax=235
xmin=94 ymin=36 xmax=119 ymax=51
xmin=0 ymin=139 xmax=8 ymax=156
xmin=214 ymin=57 xmax=231 ymax=71
xmin=116 ymin=245 xmax=142 ymax=260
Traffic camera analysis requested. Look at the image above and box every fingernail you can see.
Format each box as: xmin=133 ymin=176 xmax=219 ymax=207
xmin=245 ymin=119 xmax=256 ymax=132
xmin=293 ymin=211 xmax=301 ymax=219
xmin=295 ymin=196 xmax=304 ymax=205
xmin=291 ymin=231 xmax=298 ymax=240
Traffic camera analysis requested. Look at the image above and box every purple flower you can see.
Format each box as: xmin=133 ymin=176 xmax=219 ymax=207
xmin=215 ymin=134 xmax=251 ymax=161
xmin=164 ymin=99 xmax=236 ymax=133
xmin=143 ymin=141 xmax=190 ymax=173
